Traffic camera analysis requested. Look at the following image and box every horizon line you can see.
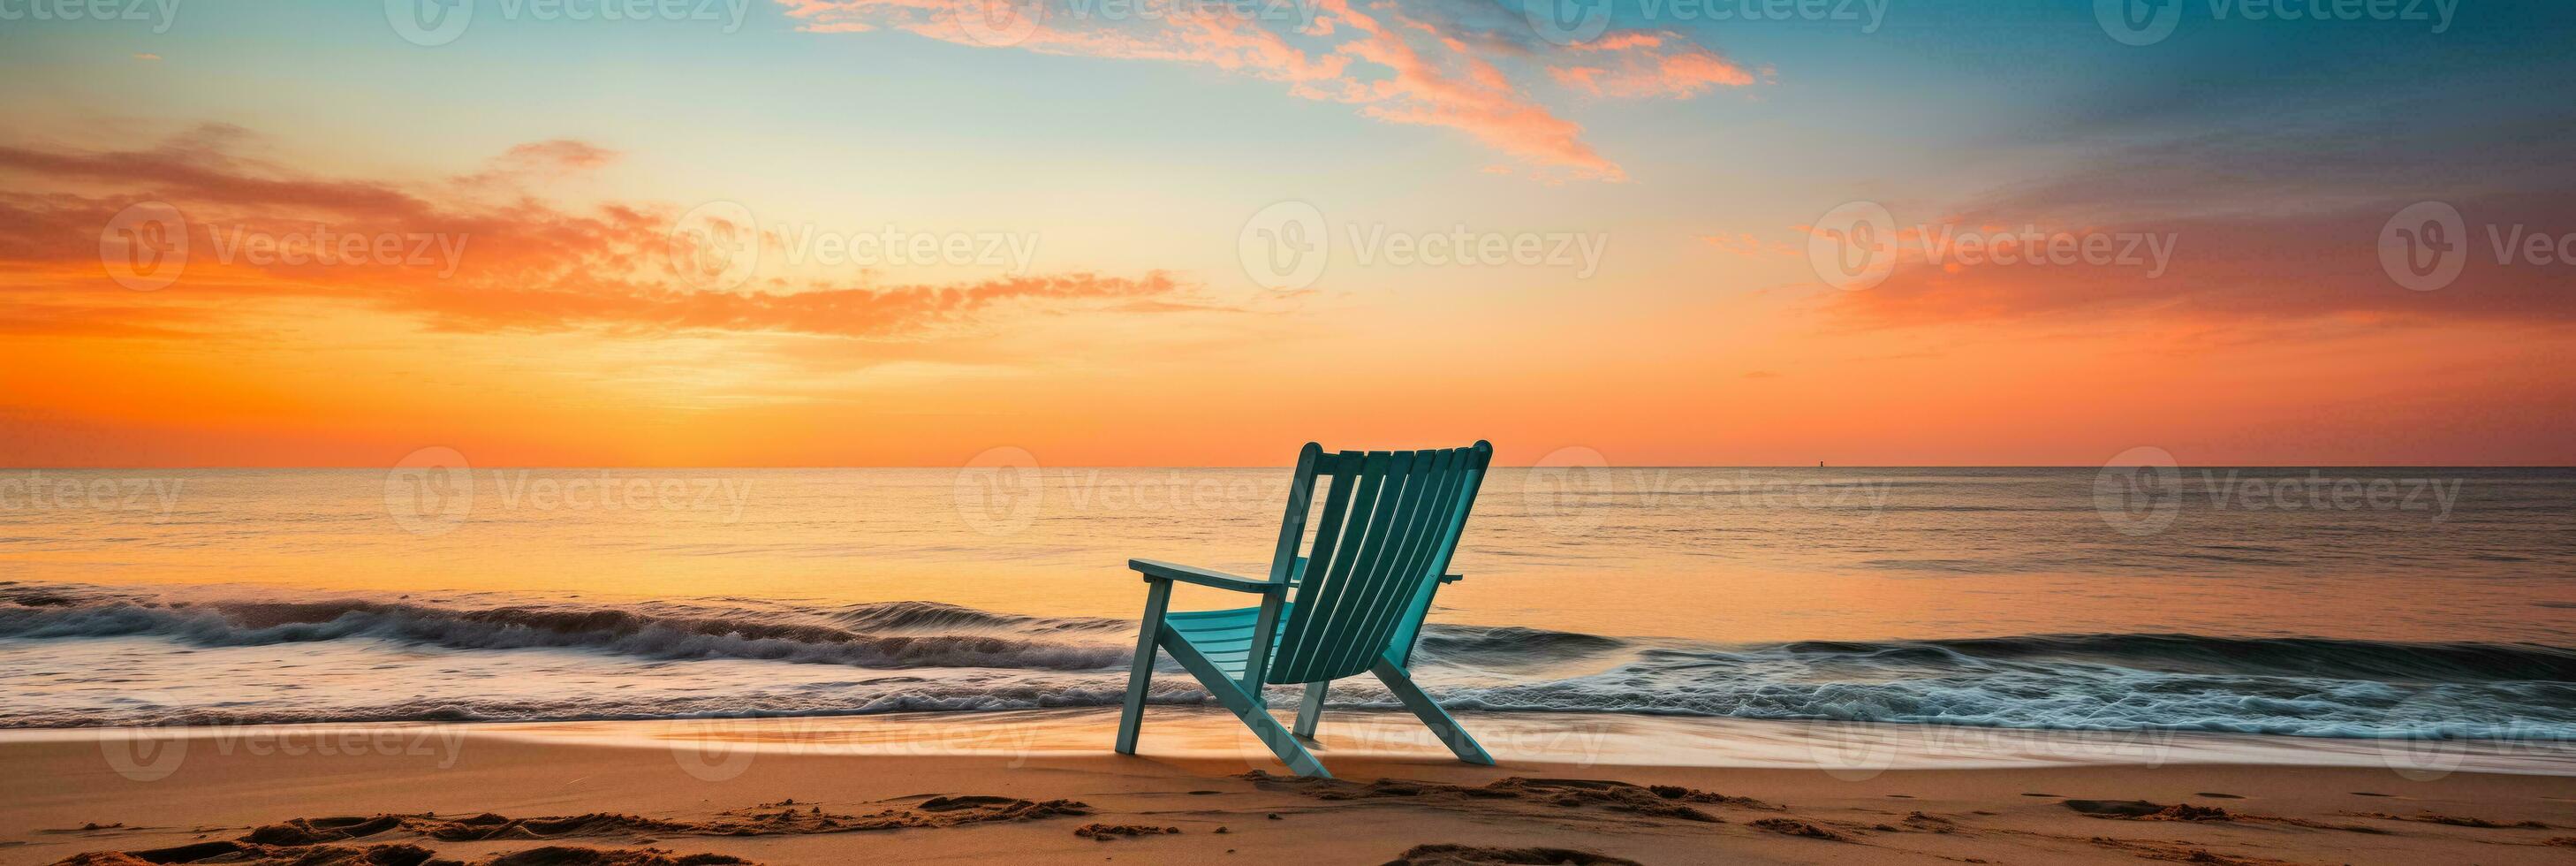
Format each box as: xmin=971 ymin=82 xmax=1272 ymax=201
xmin=4 ymin=464 xmax=2572 ymax=471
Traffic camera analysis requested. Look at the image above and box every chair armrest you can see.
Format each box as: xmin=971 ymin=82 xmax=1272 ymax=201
xmin=1129 ymin=558 xmax=1285 ymax=594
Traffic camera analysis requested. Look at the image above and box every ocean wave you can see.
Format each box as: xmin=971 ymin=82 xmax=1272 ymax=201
xmin=1902 ymin=634 xmax=2576 ymax=683
xmin=0 ymin=586 xmax=1132 ymax=672
xmin=12 ymin=672 xmax=2571 ymax=741
xmin=5 ymin=583 xmax=2573 ymax=740
xmin=1423 ymin=669 xmax=2576 ymax=740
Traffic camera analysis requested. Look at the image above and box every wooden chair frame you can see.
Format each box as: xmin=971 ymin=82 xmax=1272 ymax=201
xmin=1112 ymin=441 xmax=1495 ymax=778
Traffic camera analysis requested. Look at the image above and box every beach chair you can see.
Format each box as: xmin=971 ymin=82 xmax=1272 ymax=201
xmin=1113 ymin=441 xmax=1494 ymax=778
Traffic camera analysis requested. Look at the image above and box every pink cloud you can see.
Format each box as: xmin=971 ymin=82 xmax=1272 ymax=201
xmin=456 ymin=139 xmax=621 ymax=187
xmin=0 ymin=129 xmax=1216 ymax=341
xmin=773 ymin=0 xmax=1762 ymax=180
xmin=1550 ymin=30 xmax=1759 ymax=99
xmin=497 ymin=140 xmax=618 ymax=172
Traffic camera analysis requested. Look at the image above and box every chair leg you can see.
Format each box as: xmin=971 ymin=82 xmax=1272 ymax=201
xmin=1292 ymin=680 xmax=1328 ymax=739
xmin=1227 ymin=690 xmax=1329 ymax=778
xmin=1160 ymin=629 xmax=1330 ymax=778
xmin=1114 ymin=581 xmax=1172 ymax=756
xmin=1371 ymin=656 xmax=1492 ymax=765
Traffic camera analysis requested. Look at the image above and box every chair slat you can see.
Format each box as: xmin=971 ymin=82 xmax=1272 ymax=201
xmin=1322 ymin=449 xmax=1444 ymax=678
xmin=1267 ymin=451 xmax=1382 ymax=681
xmin=1389 ymin=443 xmax=1493 ymax=664
xmin=1269 ymin=444 xmax=1496 ymax=686
xmin=1333 ymin=447 xmax=1464 ymax=676
xmin=1424 ymin=443 xmax=1493 ymax=586
xmin=1265 ymin=444 xmax=1322 ymax=585
xmin=1317 ymin=452 xmax=1413 ymax=662
xmin=1373 ymin=449 xmax=1469 ymax=667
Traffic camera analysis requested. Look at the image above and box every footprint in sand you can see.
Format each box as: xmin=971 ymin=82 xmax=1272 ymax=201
xmin=2354 ymin=810 xmax=2551 ymax=829
xmin=45 ymin=799 xmax=1098 ymax=866
xmin=41 ymin=824 xmax=134 ymax=835
xmin=1750 ymin=818 xmax=1847 ymax=840
xmin=1384 ymin=844 xmax=1641 ymax=865
xmin=2061 ymin=800 xmax=2232 ymax=821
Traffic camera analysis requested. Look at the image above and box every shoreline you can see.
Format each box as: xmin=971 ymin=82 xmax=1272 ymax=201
xmin=11 ymin=714 xmax=2576 ymax=865
xmin=11 ymin=709 xmax=2576 ymax=777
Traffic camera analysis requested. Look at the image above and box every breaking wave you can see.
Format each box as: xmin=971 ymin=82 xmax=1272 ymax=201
xmin=5 ymin=582 xmax=2572 ymax=740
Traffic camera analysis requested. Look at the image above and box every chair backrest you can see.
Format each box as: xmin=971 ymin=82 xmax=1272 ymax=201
xmin=1262 ymin=441 xmax=1492 ymax=685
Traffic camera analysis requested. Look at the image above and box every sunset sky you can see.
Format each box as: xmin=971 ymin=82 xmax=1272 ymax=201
xmin=2 ymin=0 xmax=2571 ymax=467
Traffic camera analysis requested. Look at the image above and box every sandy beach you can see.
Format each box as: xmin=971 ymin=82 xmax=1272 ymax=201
xmin=10 ymin=711 xmax=2573 ymax=866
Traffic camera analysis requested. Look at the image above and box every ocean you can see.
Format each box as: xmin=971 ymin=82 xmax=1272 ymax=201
xmin=4 ymin=466 xmax=2572 ymax=745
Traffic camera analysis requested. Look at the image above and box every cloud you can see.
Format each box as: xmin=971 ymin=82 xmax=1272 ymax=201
xmin=0 ymin=128 xmax=1216 ymax=341
xmin=456 ymin=139 xmax=622 ymax=186
xmin=1815 ymin=189 xmax=2576 ymax=328
xmin=773 ymin=0 xmax=1761 ymax=180
xmin=396 ymin=270 xmax=1197 ymax=338
xmin=1549 ymin=30 xmax=1760 ymax=99
xmin=1782 ymin=105 xmax=2576 ymax=330
xmin=0 ymin=126 xmax=435 ymax=224
xmin=133 ymin=53 xmax=162 ymax=61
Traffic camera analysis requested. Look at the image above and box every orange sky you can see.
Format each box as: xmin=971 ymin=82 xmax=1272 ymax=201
xmin=5 ymin=128 xmax=2573 ymax=467
xmin=4 ymin=4 xmax=2573 ymax=468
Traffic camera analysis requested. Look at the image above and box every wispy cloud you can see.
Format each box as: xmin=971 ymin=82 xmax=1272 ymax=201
xmin=1549 ymin=30 xmax=1762 ymax=98
xmin=1807 ymin=192 xmax=2576 ymax=328
xmin=0 ymin=126 xmax=1216 ymax=341
xmin=1784 ymin=110 xmax=2576 ymax=330
xmin=773 ymin=0 xmax=1760 ymax=180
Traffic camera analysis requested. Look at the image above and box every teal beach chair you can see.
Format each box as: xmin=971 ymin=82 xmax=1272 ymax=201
xmin=1114 ymin=441 xmax=1494 ymax=778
